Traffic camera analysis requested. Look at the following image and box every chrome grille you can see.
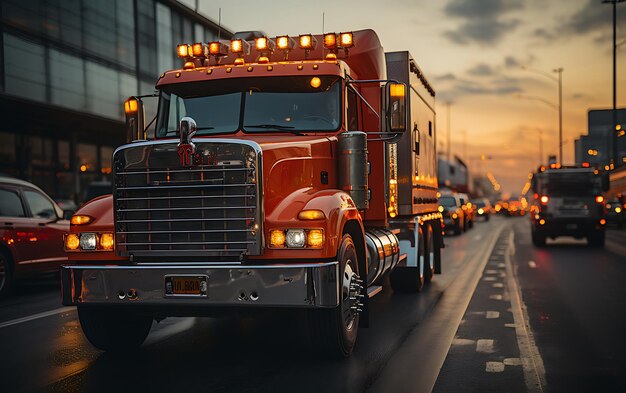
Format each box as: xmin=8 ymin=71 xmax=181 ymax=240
xmin=113 ymin=140 xmax=262 ymax=260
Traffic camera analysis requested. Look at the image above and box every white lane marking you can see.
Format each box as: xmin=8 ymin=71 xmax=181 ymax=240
xmin=498 ymin=263 xmax=506 ymax=268
xmin=528 ymin=260 xmax=537 ymax=269
xmin=474 ymin=234 xmax=483 ymax=241
xmin=476 ymin=339 xmax=496 ymax=353
xmin=505 ymin=231 xmax=547 ymax=392
xmin=499 ymin=272 xmax=507 ymax=278
xmin=452 ymin=338 xmax=476 ymax=346
xmin=490 ymin=294 xmax=503 ymax=300
xmin=493 ymin=283 xmax=504 ymax=288
xmin=483 ymin=276 xmax=497 ymax=281
xmin=505 ymin=323 xmax=517 ymax=328
xmin=504 ymin=358 xmax=523 ymax=366
xmin=486 ymin=311 xmax=500 ymax=319
xmin=485 ymin=269 xmax=498 ymax=274
xmin=486 ymin=362 xmax=505 ymax=373
xmin=0 ymin=307 xmax=74 ymax=329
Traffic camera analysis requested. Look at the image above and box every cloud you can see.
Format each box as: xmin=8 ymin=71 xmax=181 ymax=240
xmin=467 ymin=63 xmax=496 ymax=77
xmin=442 ymin=0 xmax=524 ymax=45
xmin=434 ymin=73 xmax=457 ymax=82
xmin=532 ymin=28 xmax=555 ymax=42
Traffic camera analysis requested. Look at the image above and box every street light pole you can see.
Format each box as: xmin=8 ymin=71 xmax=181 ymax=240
xmin=602 ymin=0 xmax=624 ymax=167
xmin=521 ymin=66 xmax=564 ymax=165
xmin=555 ymin=68 xmax=563 ymax=166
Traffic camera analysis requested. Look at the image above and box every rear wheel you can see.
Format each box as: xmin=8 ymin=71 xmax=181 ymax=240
xmin=0 ymin=251 xmax=13 ymax=298
xmin=308 ymin=234 xmax=361 ymax=358
xmin=78 ymin=306 xmax=153 ymax=352
xmin=390 ymin=225 xmax=425 ymax=292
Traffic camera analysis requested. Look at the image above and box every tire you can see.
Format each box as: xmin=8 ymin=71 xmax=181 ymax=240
xmin=424 ymin=223 xmax=435 ymax=283
xmin=308 ymin=234 xmax=361 ymax=358
xmin=531 ymin=230 xmax=546 ymax=247
xmin=588 ymin=231 xmax=605 ymax=248
xmin=78 ymin=306 xmax=153 ymax=352
xmin=0 ymin=251 xmax=13 ymax=298
xmin=454 ymin=220 xmax=462 ymax=235
xmin=390 ymin=225 xmax=425 ymax=292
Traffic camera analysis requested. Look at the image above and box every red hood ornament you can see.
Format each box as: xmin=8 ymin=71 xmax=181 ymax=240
xmin=177 ymin=117 xmax=197 ymax=167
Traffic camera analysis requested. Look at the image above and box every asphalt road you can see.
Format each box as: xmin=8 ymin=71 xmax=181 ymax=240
xmin=1 ymin=216 xmax=624 ymax=393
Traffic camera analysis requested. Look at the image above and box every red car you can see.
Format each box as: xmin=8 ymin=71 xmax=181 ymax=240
xmin=0 ymin=176 xmax=70 ymax=296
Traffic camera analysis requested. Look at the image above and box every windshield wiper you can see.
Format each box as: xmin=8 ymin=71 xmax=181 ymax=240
xmin=244 ymin=124 xmax=303 ymax=135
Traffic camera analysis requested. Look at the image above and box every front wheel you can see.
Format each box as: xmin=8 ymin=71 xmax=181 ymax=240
xmin=308 ymin=234 xmax=361 ymax=358
xmin=0 ymin=251 xmax=13 ymax=298
xmin=78 ymin=306 xmax=153 ymax=352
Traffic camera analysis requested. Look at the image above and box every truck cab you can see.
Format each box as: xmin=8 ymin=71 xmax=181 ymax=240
xmin=60 ymin=29 xmax=442 ymax=357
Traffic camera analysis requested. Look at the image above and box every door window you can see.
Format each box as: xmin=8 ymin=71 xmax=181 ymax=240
xmin=0 ymin=188 xmax=26 ymax=217
xmin=23 ymin=190 xmax=57 ymax=219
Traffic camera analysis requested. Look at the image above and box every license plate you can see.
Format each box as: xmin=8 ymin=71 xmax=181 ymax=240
xmin=566 ymin=223 xmax=578 ymax=230
xmin=164 ymin=275 xmax=208 ymax=297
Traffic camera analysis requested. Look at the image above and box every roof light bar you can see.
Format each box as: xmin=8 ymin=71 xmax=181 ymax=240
xmin=208 ymin=41 xmax=229 ymax=57
xmin=276 ymin=35 xmax=295 ymax=51
xmin=177 ymin=44 xmax=191 ymax=58
xmin=298 ymin=34 xmax=317 ymax=50
xmin=323 ymin=33 xmax=337 ymax=49
xmin=192 ymin=43 xmax=206 ymax=57
xmin=339 ymin=32 xmax=354 ymax=48
xmin=230 ymin=38 xmax=250 ymax=55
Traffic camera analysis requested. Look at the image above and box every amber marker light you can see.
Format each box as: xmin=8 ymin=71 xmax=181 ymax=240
xmin=600 ymin=219 xmax=606 ymax=225
xmin=539 ymin=219 xmax=546 ymax=226
xmin=124 ymin=98 xmax=138 ymax=114
xmin=208 ymin=41 xmax=228 ymax=56
xmin=339 ymin=32 xmax=354 ymax=48
xmin=270 ymin=230 xmax=286 ymax=248
xmin=307 ymin=229 xmax=324 ymax=248
xmin=177 ymin=44 xmax=190 ymax=58
xmin=299 ymin=34 xmax=317 ymax=49
xmin=595 ymin=195 xmax=604 ymax=203
xmin=192 ymin=43 xmax=205 ymax=57
xmin=540 ymin=195 xmax=549 ymax=205
xmin=390 ymin=83 xmax=405 ymax=97
xmin=298 ymin=209 xmax=325 ymax=220
xmin=71 ymin=215 xmax=93 ymax=225
xmin=230 ymin=39 xmax=243 ymax=53
xmin=99 ymin=233 xmax=114 ymax=250
xmin=276 ymin=35 xmax=294 ymax=50
xmin=309 ymin=77 xmax=321 ymax=88
xmin=64 ymin=234 xmax=80 ymax=251
xmin=323 ymin=33 xmax=337 ymax=49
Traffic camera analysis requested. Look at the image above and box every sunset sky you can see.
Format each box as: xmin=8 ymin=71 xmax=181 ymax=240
xmin=180 ymin=0 xmax=625 ymax=196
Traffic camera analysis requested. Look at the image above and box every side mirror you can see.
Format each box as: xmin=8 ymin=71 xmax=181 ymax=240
xmin=124 ymin=97 xmax=146 ymax=143
xmin=385 ymin=82 xmax=407 ymax=134
xmin=63 ymin=209 xmax=75 ymax=220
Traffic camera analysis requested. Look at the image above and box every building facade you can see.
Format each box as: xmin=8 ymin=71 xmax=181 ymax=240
xmin=575 ymin=108 xmax=626 ymax=169
xmin=0 ymin=0 xmax=230 ymax=202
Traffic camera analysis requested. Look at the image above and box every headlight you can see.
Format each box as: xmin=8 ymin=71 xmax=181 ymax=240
xmin=65 ymin=232 xmax=115 ymax=252
xmin=269 ymin=229 xmax=324 ymax=249
xmin=79 ymin=233 xmax=97 ymax=250
xmin=286 ymin=229 xmax=306 ymax=248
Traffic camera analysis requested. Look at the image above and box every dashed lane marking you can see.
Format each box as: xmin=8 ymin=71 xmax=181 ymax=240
xmin=528 ymin=260 xmax=537 ymax=268
xmin=486 ymin=311 xmax=500 ymax=319
xmin=489 ymin=294 xmax=503 ymax=300
xmin=493 ymin=283 xmax=504 ymax=288
xmin=0 ymin=307 xmax=74 ymax=329
xmin=476 ymin=339 xmax=496 ymax=353
xmin=474 ymin=234 xmax=483 ymax=240
xmin=485 ymin=269 xmax=498 ymax=274
xmin=504 ymin=358 xmax=523 ymax=366
xmin=486 ymin=362 xmax=505 ymax=373
xmin=452 ymin=338 xmax=476 ymax=346
xmin=483 ymin=276 xmax=497 ymax=281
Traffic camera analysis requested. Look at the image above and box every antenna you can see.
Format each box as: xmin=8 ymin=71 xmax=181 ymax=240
xmin=218 ymin=8 xmax=221 ymax=42
xmin=322 ymin=12 xmax=325 ymax=33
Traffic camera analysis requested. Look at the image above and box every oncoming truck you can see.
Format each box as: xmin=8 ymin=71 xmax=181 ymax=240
xmin=530 ymin=164 xmax=608 ymax=247
xmin=61 ymin=29 xmax=442 ymax=357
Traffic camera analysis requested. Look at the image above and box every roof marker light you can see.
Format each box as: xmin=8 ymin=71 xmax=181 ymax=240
xmin=177 ymin=44 xmax=191 ymax=58
xmin=208 ymin=41 xmax=229 ymax=57
xmin=192 ymin=43 xmax=205 ymax=57
xmin=323 ymin=33 xmax=337 ymax=49
xmin=299 ymin=34 xmax=317 ymax=49
xmin=276 ymin=35 xmax=295 ymax=50
xmin=339 ymin=32 xmax=354 ymax=48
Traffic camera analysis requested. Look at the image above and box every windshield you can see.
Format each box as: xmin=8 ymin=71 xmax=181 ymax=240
xmin=440 ymin=196 xmax=457 ymax=207
xmin=156 ymin=76 xmax=341 ymax=137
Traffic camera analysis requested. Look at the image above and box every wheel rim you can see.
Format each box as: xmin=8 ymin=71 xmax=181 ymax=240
xmin=342 ymin=260 xmax=362 ymax=331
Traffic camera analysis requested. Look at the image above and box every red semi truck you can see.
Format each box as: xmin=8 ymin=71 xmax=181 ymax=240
xmin=61 ymin=29 xmax=442 ymax=357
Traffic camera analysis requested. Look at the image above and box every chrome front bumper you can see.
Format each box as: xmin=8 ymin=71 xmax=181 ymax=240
xmin=60 ymin=262 xmax=339 ymax=308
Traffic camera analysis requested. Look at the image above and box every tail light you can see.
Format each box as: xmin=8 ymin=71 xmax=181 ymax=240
xmin=540 ymin=195 xmax=549 ymax=205
xmin=595 ymin=196 xmax=604 ymax=204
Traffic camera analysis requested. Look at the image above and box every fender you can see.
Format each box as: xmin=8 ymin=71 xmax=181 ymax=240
xmin=260 ymin=188 xmax=364 ymax=262
xmin=68 ymin=195 xmax=126 ymax=262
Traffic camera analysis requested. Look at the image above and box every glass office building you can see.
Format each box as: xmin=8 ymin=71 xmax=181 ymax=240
xmin=0 ymin=0 xmax=230 ymax=202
